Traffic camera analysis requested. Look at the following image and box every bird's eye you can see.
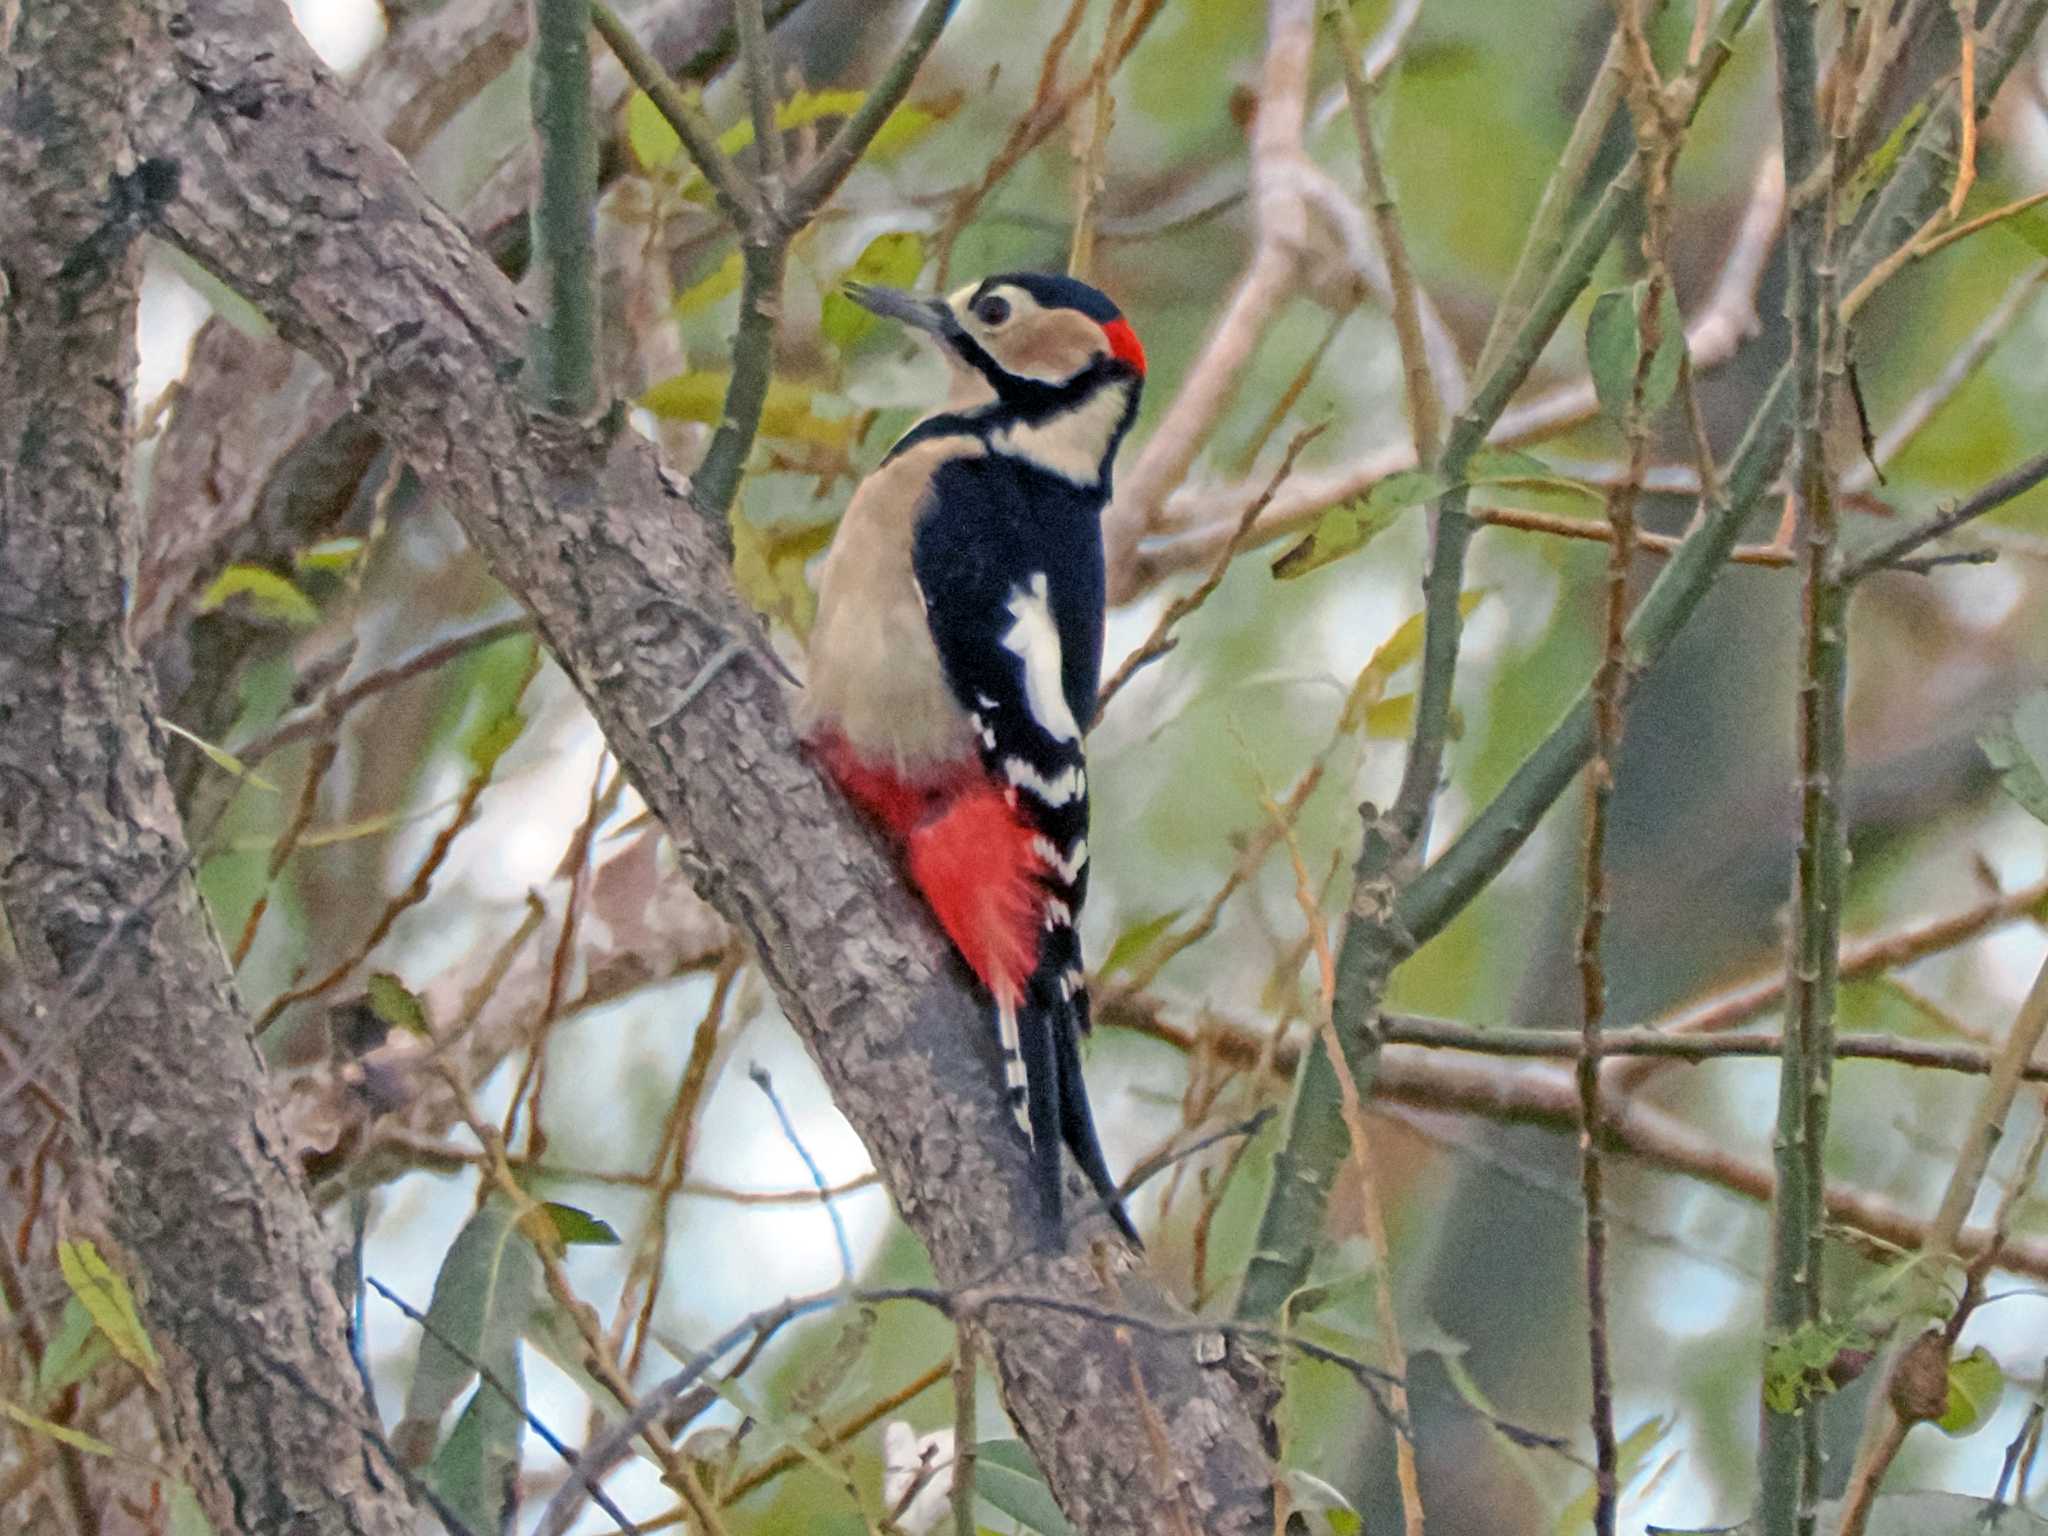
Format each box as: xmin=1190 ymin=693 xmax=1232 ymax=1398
xmin=974 ymin=295 xmax=1011 ymax=327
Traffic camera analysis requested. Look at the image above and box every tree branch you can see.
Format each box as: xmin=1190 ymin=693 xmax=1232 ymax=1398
xmin=0 ymin=4 xmax=415 ymax=1530
xmin=133 ymin=1 xmax=1276 ymax=1529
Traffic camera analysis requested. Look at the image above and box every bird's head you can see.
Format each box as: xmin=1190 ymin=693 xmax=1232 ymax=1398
xmin=845 ymin=272 xmax=1145 ymax=402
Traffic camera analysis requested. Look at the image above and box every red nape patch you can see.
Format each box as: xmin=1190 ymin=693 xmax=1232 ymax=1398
xmin=1100 ymin=316 xmax=1146 ymax=375
xmin=907 ymin=784 xmax=1046 ymax=1007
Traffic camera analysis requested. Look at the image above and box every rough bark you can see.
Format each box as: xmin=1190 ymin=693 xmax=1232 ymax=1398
xmin=0 ymin=5 xmax=415 ymax=1533
xmin=132 ymin=1 xmax=1277 ymax=1532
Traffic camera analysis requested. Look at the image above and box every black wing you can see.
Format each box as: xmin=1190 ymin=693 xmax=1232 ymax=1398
xmin=911 ymin=452 xmax=1134 ymax=1243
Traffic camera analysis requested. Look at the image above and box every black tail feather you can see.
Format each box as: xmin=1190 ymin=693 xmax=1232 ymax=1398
xmin=1015 ymin=974 xmax=1140 ymax=1248
xmin=1053 ymin=991 xmax=1141 ymax=1247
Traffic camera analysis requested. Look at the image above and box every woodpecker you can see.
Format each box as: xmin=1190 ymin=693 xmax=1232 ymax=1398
xmin=800 ymin=272 xmax=1146 ymax=1245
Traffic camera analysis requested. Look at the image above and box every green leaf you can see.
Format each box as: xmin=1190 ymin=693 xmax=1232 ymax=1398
xmin=538 ymin=1202 xmax=620 ymax=1247
xmin=56 ymin=1241 xmax=160 ymax=1384
xmin=169 ymin=1483 xmax=218 ymax=1536
xmin=974 ymin=1439 xmax=1076 ymax=1536
xmin=675 ymin=248 xmax=743 ymax=317
xmin=195 ymin=563 xmax=321 ymax=627
xmin=1585 ymin=288 xmax=1638 ymax=424
xmin=1980 ymin=692 xmax=2048 ymax=826
xmin=1339 ymin=591 xmax=1487 ymax=730
xmin=641 ymin=372 xmax=854 ymax=447
xmin=392 ymin=1200 xmax=545 ymax=1469
xmin=0 ymin=1399 xmax=121 ymax=1458
xmin=708 ymin=88 xmax=942 ymax=165
xmin=1840 ymin=100 xmax=1930 ymax=223
xmin=1361 ymin=692 xmax=1416 ymax=737
xmin=1936 ymin=1346 xmax=2002 ymax=1435
xmin=158 ymin=720 xmax=281 ymax=794
xmin=366 ymin=972 xmax=431 ymax=1037
xmin=35 ymin=1296 xmax=111 ymax=1406
xmin=1466 ymin=446 xmax=1603 ymax=504
xmin=427 ymin=1362 xmax=526 ymax=1535
xmin=731 ymin=512 xmax=836 ymax=634
xmin=1584 ymin=281 xmax=1685 ymax=427
xmin=293 ymin=537 xmax=366 ymax=573
xmin=1763 ymin=1319 xmax=1866 ymax=1414
xmin=627 ymin=89 xmax=683 ymax=172
xmin=1272 ymin=469 xmax=1443 ymax=579
xmin=1100 ymin=907 xmax=1186 ymax=977
xmin=823 ymin=231 xmax=927 ymax=346
xmin=1553 ymin=1416 xmax=1670 ymax=1535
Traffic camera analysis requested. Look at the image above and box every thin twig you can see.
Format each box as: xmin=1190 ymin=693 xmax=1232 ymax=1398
xmin=748 ymin=1063 xmax=855 ymax=1283
xmin=735 ymin=0 xmax=785 ymax=194
xmin=1266 ymin=788 xmax=1425 ymax=1536
xmin=950 ymin=1339 xmax=977 ymax=1536
xmin=1844 ymin=261 xmax=2048 ymax=493
xmin=365 ymin=1277 xmax=640 ymax=1535
xmin=1841 ymin=445 xmax=2048 ymax=582
xmin=231 ymin=616 xmax=532 ymax=767
xmin=1325 ymin=0 xmax=1440 ymax=462
xmin=1094 ymin=423 xmax=1323 ymax=725
xmin=1066 ymin=0 xmax=1132 ymax=283
xmin=1834 ymin=950 xmax=2048 ymax=1534
xmin=592 ymin=1 xmax=762 ymax=228
xmin=250 ymin=639 xmax=543 ymax=1033
xmin=783 ymin=0 xmax=953 ymax=226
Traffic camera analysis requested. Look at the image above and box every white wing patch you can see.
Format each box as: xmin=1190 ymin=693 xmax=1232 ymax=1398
xmin=1001 ymin=574 xmax=1082 ymax=744
xmin=1004 ymin=757 xmax=1084 ymax=806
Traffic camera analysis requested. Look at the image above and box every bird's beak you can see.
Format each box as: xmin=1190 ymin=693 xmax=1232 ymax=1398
xmin=843 ymin=282 xmax=959 ymax=339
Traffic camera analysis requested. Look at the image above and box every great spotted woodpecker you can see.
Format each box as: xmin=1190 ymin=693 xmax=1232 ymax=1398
xmin=799 ymin=272 xmax=1146 ymax=1245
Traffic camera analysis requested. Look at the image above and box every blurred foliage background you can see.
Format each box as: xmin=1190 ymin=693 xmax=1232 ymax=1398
xmin=26 ymin=0 xmax=2048 ymax=1530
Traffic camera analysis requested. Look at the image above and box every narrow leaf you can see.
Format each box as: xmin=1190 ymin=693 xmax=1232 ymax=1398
xmin=626 ymin=89 xmax=683 ymax=172
xmin=169 ymin=1483 xmax=218 ymax=1536
xmin=56 ymin=1241 xmax=160 ymax=1383
xmin=538 ymin=1202 xmax=620 ymax=1247
xmin=1101 ymin=908 xmax=1186 ymax=977
xmin=1272 ymin=470 xmax=1443 ymax=579
xmin=196 ymin=563 xmax=321 ymax=627
xmin=973 ymin=1439 xmax=1076 ymax=1536
xmin=393 ymin=1201 xmax=544 ymax=1468
xmin=641 ymin=372 xmax=853 ymax=446
xmin=1981 ymin=693 xmax=2048 ymax=825
xmin=427 ymin=1365 xmax=526 ymax=1535
xmin=294 ymin=537 xmax=366 ymax=573
xmin=1584 ymin=283 xmax=1685 ymax=427
xmin=0 ymin=1399 xmax=122 ymax=1458
xmin=35 ymin=1296 xmax=111 ymax=1405
xmin=674 ymin=248 xmax=743 ymax=317
xmin=1585 ymin=287 xmax=1639 ymax=424
xmin=158 ymin=720 xmax=280 ymax=794
xmin=366 ymin=972 xmax=431 ymax=1037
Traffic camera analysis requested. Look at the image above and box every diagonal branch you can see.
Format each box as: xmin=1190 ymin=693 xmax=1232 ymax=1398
xmin=133 ymin=1 xmax=1276 ymax=1530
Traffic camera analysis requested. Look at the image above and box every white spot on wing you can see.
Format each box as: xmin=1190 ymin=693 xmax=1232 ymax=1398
xmin=1032 ymin=835 xmax=1088 ymax=885
xmin=1002 ymin=574 xmax=1081 ymax=744
xmin=1005 ymin=757 xmax=1084 ymax=806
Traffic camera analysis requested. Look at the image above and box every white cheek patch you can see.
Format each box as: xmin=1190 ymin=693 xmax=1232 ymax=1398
xmin=990 ymin=382 xmax=1130 ymax=486
xmin=1001 ymin=574 xmax=1081 ymax=744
